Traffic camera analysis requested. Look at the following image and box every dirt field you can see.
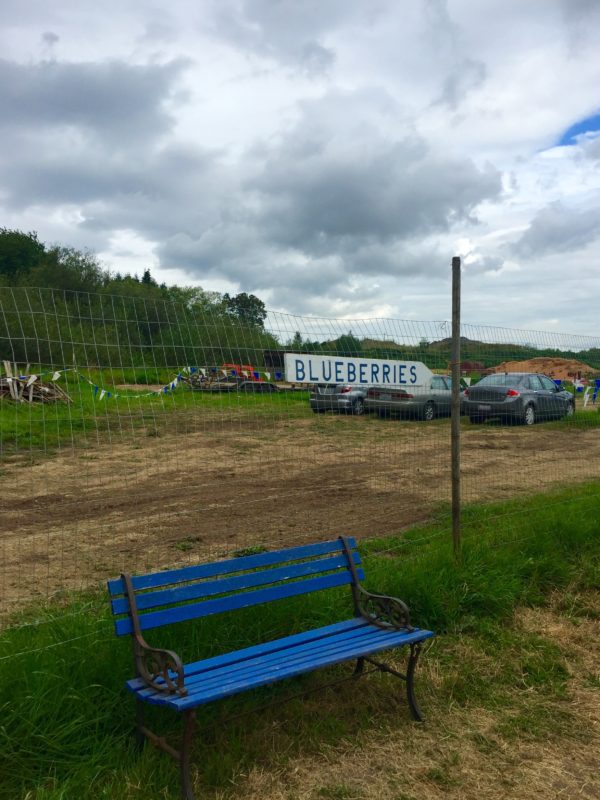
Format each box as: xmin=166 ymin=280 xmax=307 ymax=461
xmin=2 ymin=411 xmax=600 ymax=612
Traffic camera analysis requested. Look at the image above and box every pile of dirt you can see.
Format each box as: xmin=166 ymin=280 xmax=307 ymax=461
xmin=490 ymin=357 xmax=597 ymax=380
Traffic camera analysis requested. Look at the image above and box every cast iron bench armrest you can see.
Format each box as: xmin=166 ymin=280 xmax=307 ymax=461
xmin=122 ymin=572 xmax=187 ymax=697
xmin=133 ymin=637 xmax=187 ymax=696
xmin=356 ymin=585 xmax=412 ymax=631
xmin=339 ymin=535 xmax=412 ymax=630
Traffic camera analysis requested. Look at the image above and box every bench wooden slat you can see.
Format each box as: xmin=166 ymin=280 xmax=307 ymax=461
xmin=185 ymin=628 xmax=423 ymax=697
xmin=115 ymin=571 xmax=354 ymax=635
xmin=135 ymin=622 xmax=408 ymax=698
xmin=127 ymin=618 xmax=368 ymax=692
xmin=137 ymin=628 xmax=435 ymax=710
xmin=108 ymin=538 xmax=358 ymax=596
xmin=111 ymin=553 xmax=363 ymax=616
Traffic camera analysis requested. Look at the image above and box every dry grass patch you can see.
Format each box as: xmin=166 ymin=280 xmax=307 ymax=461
xmin=216 ymin=594 xmax=600 ymax=800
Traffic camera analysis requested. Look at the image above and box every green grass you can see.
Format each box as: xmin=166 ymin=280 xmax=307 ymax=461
xmin=3 ymin=364 xmax=600 ymax=458
xmin=0 ymin=482 xmax=599 ymax=799
xmin=0 ymin=375 xmax=311 ymax=455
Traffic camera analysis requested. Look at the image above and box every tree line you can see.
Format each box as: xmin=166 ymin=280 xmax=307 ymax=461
xmin=0 ymin=229 xmax=277 ymax=368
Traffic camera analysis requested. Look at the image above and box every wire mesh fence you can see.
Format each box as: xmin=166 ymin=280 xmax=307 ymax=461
xmin=1 ymin=285 xmax=600 ymax=622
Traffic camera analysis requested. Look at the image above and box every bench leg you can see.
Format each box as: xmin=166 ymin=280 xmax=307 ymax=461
xmin=406 ymin=643 xmax=424 ymax=722
xmin=363 ymin=643 xmax=426 ymax=721
xmin=353 ymin=657 xmax=365 ymax=677
xmin=135 ymin=699 xmax=146 ymax=751
xmin=180 ymin=710 xmax=197 ymax=800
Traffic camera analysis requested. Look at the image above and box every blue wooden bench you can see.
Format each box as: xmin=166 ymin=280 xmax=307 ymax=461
xmin=108 ymin=536 xmax=434 ymax=800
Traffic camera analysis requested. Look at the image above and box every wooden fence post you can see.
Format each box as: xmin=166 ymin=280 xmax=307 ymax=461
xmin=451 ymin=257 xmax=461 ymax=558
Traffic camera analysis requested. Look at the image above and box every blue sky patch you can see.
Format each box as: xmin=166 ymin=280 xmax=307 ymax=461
xmin=558 ymin=112 xmax=600 ymax=146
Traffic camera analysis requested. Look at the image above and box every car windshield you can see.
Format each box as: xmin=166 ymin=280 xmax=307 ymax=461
xmin=476 ymin=374 xmax=523 ymax=386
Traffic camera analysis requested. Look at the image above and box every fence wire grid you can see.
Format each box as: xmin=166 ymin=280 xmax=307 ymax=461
xmin=1 ymin=286 xmax=600 ymax=622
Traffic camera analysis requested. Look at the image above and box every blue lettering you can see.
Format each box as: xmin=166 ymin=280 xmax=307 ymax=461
xmin=323 ymin=361 xmax=332 ymax=382
xmin=295 ymin=359 xmax=305 ymax=381
xmin=347 ymin=363 xmax=356 ymax=382
xmin=399 ymin=365 xmax=406 ymax=384
xmin=335 ymin=361 xmax=344 ymax=383
xmin=309 ymin=359 xmax=319 ymax=382
xmin=382 ymin=364 xmax=391 ymax=384
xmin=409 ymin=365 xmax=417 ymax=384
xmin=371 ymin=364 xmax=380 ymax=383
xmin=359 ymin=364 xmax=367 ymax=383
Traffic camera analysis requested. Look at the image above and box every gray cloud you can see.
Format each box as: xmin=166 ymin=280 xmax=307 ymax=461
xmin=560 ymin=0 xmax=600 ymax=24
xmin=0 ymin=58 xmax=188 ymax=141
xmin=41 ymin=31 xmax=60 ymax=47
xmin=0 ymin=58 xmax=501 ymax=307
xmin=248 ymin=92 xmax=501 ymax=255
xmin=153 ymin=89 xmax=501 ymax=295
xmin=207 ymin=0 xmax=386 ymax=75
xmin=436 ymin=58 xmax=487 ymax=109
xmin=0 ymin=56 xmax=195 ymax=218
xmin=513 ymin=201 xmax=600 ymax=258
xmin=582 ymin=135 xmax=600 ymax=161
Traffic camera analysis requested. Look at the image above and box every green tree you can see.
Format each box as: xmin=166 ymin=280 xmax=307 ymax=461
xmin=141 ymin=269 xmax=158 ymax=286
xmin=25 ymin=247 xmax=106 ymax=293
xmin=336 ymin=331 xmax=362 ymax=357
xmin=0 ymin=229 xmax=46 ymax=283
xmin=223 ymin=292 xmax=267 ymax=328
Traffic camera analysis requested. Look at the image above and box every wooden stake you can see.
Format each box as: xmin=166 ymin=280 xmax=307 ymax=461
xmin=451 ymin=257 xmax=461 ymax=559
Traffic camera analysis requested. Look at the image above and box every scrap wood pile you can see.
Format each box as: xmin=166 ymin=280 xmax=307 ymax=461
xmin=0 ymin=361 xmax=72 ymax=403
xmin=180 ymin=371 xmax=239 ymax=391
xmin=180 ymin=371 xmax=209 ymax=390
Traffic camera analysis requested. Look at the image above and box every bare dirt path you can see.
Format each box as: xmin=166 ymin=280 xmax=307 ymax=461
xmin=1 ymin=413 xmax=599 ymax=611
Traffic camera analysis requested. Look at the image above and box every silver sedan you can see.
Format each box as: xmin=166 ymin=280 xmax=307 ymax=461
xmin=309 ymin=384 xmax=368 ymax=415
xmin=365 ymin=375 xmax=453 ymax=421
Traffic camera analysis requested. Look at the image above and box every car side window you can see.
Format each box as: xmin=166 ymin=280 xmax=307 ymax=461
xmin=431 ymin=377 xmax=444 ymax=389
xmin=528 ymin=376 xmax=542 ymax=390
xmin=539 ymin=376 xmax=557 ymax=391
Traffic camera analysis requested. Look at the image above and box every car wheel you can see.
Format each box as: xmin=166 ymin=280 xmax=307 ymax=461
xmin=422 ymin=402 xmax=435 ymax=421
xmin=564 ymin=402 xmax=575 ymax=419
xmin=351 ymin=398 xmax=365 ymax=415
xmin=523 ymin=404 xmax=535 ymax=426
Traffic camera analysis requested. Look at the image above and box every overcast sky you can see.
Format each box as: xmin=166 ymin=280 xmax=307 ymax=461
xmin=1 ymin=0 xmax=599 ymax=334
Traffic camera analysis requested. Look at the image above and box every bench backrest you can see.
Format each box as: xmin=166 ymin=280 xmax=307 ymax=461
xmin=108 ymin=537 xmax=364 ymax=636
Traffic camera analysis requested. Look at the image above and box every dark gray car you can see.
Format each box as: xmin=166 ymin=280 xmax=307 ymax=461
xmin=365 ymin=375 xmax=453 ymax=421
xmin=463 ymin=372 xmax=574 ymax=425
xmin=310 ymin=384 xmax=368 ymax=415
